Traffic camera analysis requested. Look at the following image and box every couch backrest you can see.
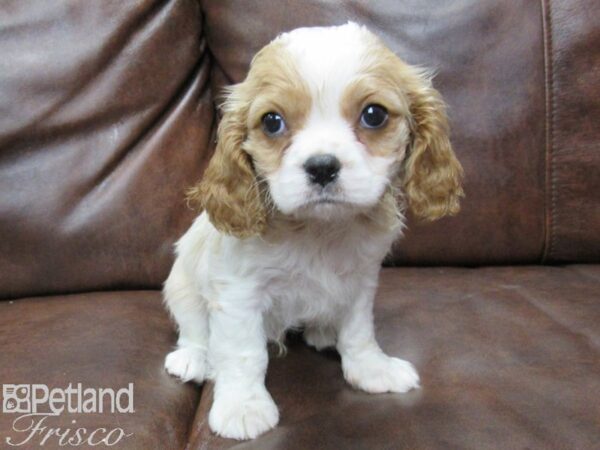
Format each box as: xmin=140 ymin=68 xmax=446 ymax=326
xmin=1 ymin=0 xmax=598 ymax=299
xmin=0 ymin=0 xmax=211 ymax=298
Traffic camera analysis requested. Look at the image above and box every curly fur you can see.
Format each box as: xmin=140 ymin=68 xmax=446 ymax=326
xmin=187 ymin=94 xmax=267 ymax=238
xmin=403 ymin=83 xmax=464 ymax=220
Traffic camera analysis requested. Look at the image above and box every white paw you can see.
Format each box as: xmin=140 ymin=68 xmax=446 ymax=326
xmin=209 ymin=386 xmax=279 ymax=440
xmin=342 ymin=354 xmax=420 ymax=394
xmin=164 ymin=347 xmax=207 ymax=383
xmin=304 ymin=325 xmax=336 ymax=351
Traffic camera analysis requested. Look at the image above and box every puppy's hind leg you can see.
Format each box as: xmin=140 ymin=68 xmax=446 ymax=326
xmin=163 ymin=258 xmax=208 ymax=384
xmin=304 ymin=324 xmax=336 ymax=351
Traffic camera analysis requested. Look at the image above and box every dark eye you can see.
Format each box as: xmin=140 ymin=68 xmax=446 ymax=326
xmin=262 ymin=112 xmax=286 ymax=136
xmin=360 ymin=104 xmax=388 ymax=129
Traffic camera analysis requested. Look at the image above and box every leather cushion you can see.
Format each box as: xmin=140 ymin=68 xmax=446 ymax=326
xmin=186 ymin=266 xmax=600 ymax=449
xmin=542 ymin=0 xmax=600 ymax=262
xmin=0 ymin=290 xmax=199 ymax=449
xmin=0 ymin=0 xmax=213 ymax=299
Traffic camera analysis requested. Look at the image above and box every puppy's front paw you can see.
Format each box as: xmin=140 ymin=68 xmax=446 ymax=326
xmin=164 ymin=347 xmax=207 ymax=383
xmin=342 ymin=354 xmax=420 ymax=394
xmin=209 ymin=387 xmax=279 ymax=440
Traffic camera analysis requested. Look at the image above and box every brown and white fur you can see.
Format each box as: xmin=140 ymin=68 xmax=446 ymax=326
xmin=164 ymin=22 xmax=463 ymax=440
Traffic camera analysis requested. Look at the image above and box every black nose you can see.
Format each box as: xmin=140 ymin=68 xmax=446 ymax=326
xmin=303 ymin=154 xmax=341 ymax=187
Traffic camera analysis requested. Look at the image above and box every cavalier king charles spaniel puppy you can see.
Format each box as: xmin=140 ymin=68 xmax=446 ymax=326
xmin=164 ymin=22 xmax=463 ymax=440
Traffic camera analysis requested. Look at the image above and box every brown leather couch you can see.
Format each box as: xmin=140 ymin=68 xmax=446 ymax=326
xmin=1 ymin=1 xmax=599 ymax=449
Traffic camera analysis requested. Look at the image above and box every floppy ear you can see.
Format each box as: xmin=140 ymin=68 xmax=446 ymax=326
xmin=402 ymin=79 xmax=464 ymax=220
xmin=187 ymin=88 xmax=267 ymax=238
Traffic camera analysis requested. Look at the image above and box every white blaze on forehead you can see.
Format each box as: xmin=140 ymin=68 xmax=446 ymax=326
xmin=275 ymin=22 xmax=374 ymax=112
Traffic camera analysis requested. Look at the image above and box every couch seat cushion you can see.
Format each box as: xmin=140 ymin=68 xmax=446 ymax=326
xmin=0 ymin=291 xmax=198 ymax=450
xmin=187 ymin=266 xmax=600 ymax=449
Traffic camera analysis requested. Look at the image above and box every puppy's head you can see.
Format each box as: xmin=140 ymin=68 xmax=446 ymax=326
xmin=190 ymin=22 xmax=463 ymax=238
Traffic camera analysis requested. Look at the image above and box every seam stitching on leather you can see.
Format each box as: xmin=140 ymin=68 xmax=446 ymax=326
xmin=548 ymin=0 xmax=559 ymax=261
xmin=541 ymin=0 xmax=556 ymax=263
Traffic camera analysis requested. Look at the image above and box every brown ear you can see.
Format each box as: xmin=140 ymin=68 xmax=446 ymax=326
xmin=403 ymin=80 xmax=464 ymax=220
xmin=187 ymin=88 xmax=267 ymax=238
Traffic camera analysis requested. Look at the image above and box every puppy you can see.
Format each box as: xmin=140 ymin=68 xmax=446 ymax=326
xmin=164 ymin=22 xmax=463 ymax=440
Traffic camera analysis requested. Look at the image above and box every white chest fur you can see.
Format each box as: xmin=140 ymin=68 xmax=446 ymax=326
xmin=177 ymin=213 xmax=399 ymax=341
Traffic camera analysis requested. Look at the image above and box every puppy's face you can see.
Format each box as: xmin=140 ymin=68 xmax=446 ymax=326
xmin=192 ymin=23 xmax=463 ymax=237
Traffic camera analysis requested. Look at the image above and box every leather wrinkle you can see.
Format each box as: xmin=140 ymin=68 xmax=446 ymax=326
xmin=0 ymin=0 xmax=169 ymax=150
xmin=81 ymin=36 xmax=210 ymax=204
